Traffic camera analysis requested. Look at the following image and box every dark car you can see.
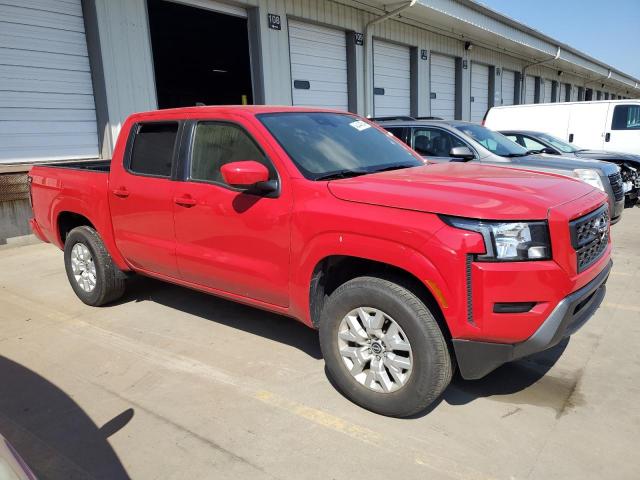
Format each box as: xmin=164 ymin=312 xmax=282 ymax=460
xmin=500 ymin=130 xmax=639 ymax=207
xmin=378 ymin=119 xmax=625 ymax=224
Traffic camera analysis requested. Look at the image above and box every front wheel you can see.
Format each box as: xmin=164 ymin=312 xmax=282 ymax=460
xmin=319 ymin=276 xmax=452 ymax=417
xmin=64 ymin=226 xmax=126 ymax=306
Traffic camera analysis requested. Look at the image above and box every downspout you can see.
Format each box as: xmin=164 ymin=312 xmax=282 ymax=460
xmin=521 ymin=46 xmax=560 ymax=103
xmin=364 ymin=0 xmax=417 ymax=117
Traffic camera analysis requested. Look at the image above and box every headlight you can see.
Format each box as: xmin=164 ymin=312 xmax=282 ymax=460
xmin=441 ymin=217 xmax=551 ymax=261
xmin=574 ymin=169 xmax=604 ymax=191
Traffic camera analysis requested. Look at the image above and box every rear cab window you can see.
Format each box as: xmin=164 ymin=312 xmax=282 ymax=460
xmin=128 ymin=122 xmax=179 ymax=177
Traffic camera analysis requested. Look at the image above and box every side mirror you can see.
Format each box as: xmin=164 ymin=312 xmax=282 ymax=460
xmin=221 ymin=161 xmax=270 ymax=188
xmin=541 ymin=147 xmax=557 ymax=155
xmin=449 ymin=146 xmax=475 ymax=161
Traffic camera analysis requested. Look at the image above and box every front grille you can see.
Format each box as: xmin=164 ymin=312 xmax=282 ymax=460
xmin=608 ymin=172 xmax=624 ymax=201
xmin=570 ymin=205 xmax=610 ymax=273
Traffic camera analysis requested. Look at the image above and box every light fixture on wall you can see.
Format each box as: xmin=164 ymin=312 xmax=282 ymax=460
xmin=464 ymin=41 xmax=473 ymax=51
xmin=557 ymin=70 xmax=563 ymax=77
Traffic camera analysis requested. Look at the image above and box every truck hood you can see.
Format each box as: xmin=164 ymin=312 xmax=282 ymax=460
xmin=327 ymin=163 xmax=597 ymax=220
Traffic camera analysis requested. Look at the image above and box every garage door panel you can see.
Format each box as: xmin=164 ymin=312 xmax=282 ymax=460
xmin=470 ymin=63 xmax=489 ymax=123
xmin=525 ymin=76 xmax=535 ymax=104
xmin=502 ymin=70 xmax=515 ymax=106
xmin=373 ymin=39 xmax=410 ymax=116
xmin=0 ymin=0 xmax=99 ymax=163
xmin=289 ymin=20 xmax=348 ymax=111
xmin=430 ymin=53 xmax=456 ymax=120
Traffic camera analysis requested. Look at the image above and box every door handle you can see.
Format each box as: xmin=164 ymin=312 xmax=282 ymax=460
xmin=605 ymin=132 xmax=611 ymax=142
xmin=174 ymin=195 xmax=196 ymax=207
xmin=112 ymin=187 xmax=130 ymax=198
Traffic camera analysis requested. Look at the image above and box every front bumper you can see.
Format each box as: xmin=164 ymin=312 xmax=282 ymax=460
xmin=452 ymin=259 xmax=612 ymax=380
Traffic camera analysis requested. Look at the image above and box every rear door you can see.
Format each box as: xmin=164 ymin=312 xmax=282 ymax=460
xmin=568 ymin=103 xmax=609 ymax=149
xmin=373 ymin=40 xmax=411 ymax=116
xmin=172 ymin=117 xmax=292 ymax=306
xmin=470 ymin=63 xmax=489 ymax=123
xmin=109 ymin=122 xmax=180 ymax=277
xmin=288 ymin=20 xmax=348 ymax=111
xmin=430 ymin=53 xmax=456 ymax=119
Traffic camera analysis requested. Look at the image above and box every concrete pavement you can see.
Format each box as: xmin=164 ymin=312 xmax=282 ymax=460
xmin=1 ymin=209 xmax=639 ymax=479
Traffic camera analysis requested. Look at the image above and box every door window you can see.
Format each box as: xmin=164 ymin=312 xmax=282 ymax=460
xmin=129 ymin=122 xmax=179 ymax=177
xmin=521 ymin=136 xmax=546 ymax=151
xmin=411 ymin=127 xmax=467 ymax=157
xmin=612 ymin=105 xmax=640 ymax=130
xmin=190 ymin=123 xmax=274 ymax=185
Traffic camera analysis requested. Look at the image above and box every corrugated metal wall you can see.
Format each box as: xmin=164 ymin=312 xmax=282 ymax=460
xmin=0 ymin=0 xmax=99 ymax=163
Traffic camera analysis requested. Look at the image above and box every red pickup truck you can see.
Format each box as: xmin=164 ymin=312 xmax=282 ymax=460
xmin=29 ymin=106 xmax=612 ymax=417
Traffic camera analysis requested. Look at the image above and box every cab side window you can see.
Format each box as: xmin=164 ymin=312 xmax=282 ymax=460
xmin=129 ymin=122 xmax=178 ymax=177
xmin=521 ymin=136 xmax=546 ymax=151
xmin=190 ymin=122 xmax=275 ymax=185
xmin=412 ymin=127 xmax=467 ymax=157
xmin=612 ymin=105 xmax=640 ymax=130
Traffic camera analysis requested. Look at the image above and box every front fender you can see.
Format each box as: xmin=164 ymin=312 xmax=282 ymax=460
xmin=289 ymin=231 xmax=455 ymax=327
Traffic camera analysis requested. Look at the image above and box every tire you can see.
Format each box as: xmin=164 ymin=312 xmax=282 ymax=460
xmin=319 ymin=276 xmax=452 ymax=417
xmin=64 ymin=226 xmax=126 ymax=306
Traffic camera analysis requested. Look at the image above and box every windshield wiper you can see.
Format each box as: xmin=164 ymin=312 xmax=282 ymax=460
xmin=314 ymin=170 xmax=369 ymax=181
xmin=369 ymin=163 xmax=419 ymax=174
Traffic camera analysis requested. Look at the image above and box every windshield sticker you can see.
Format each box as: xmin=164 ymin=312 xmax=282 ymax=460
xmin=349 ymin=120 xmax=371 ymax=131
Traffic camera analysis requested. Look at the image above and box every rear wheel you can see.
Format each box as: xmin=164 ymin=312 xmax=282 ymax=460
xmin=319 ymin=276 xmax=452 ymax=417
xmin=64 ymin=226 xmax=126 ymax=306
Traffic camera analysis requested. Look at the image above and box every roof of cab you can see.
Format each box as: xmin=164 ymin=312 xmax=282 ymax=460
xmin=127 ymin=105 xmax=352 ymax=121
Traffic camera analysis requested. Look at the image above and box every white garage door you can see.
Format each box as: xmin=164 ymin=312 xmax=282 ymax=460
xmin=288 ymin=20 xmax=348 ymax=111
xmin=501 ymin=69 xmax=515 ymax=106
xmin=570 ymin=85 xmax=579 ymax=102
xmin=559 ymin=83 xmax=567 ymax=102
xmin=524 ymin=76 xmax=536 ymax=104
xmin=373 ymin=40 xmax=411 ymax=117
xmin=470 ymin=62 xmax=489 ymax=123
xmin=543 ymin=79 xmax=552 ymax=103
xmin=430 ymin=53 xmax=456 ymax=120
xmin=0 ymin=0 xmax=99 ymax=163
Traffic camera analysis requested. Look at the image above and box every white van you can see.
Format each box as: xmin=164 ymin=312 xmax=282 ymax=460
xmin=484 ymin=100 xmax=640 ymax=155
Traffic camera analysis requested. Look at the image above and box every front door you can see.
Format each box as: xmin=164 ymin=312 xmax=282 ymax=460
xmin=109 ymin=121 xmax=179 ymax=277
xmin=607 ymin=103 xmax=640 ymax=155
xmin=411 ymin=127 xmax=472 ymax=162
xmin=173 ymin=120 xmax=292 ymax=307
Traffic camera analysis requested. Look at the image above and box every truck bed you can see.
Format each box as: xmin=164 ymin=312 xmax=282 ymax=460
xmin=35 ymin=159 xmax=111 ymax=173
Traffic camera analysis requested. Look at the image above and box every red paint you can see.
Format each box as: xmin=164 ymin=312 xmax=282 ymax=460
xmin=29 ymin=106 xmax=611 ymax=345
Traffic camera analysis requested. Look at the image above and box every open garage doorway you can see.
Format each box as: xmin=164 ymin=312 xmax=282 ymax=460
xmin=147 ymin=0 xmax=254 ymax=108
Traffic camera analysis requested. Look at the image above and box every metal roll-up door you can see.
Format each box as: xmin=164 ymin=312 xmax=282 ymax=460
xmin=0 ymin=0 xmax=99 ymax=163
xmin=289 ymin=20 xmax=348 ymax=111
xmin=543 ymin=79 xmax=552 ymax=103
xmin=373 ymin=40 xmax=411 ymax=116
xmin=559 ymin=83 xmax=567 ymax=102
xmin=470 ymin=62 xmax=489 ymax=123
xmin=430 ymin=53 xmax=456 ymax=119
xmin=501 ymin=69 xmax=515 ymax=106
xmin=524 ymin=76 xmax=536 ymax=104
xmin=570 ymin=86 xmax=579 ymax=102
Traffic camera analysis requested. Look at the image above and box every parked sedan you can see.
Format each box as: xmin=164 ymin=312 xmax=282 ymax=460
xmin=500 ymin=130 xmax=639 ymax=207
xmin=378 ymin=119 xmax=625 ymax=223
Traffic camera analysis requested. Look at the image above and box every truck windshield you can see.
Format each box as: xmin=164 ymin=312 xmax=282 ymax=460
xmin=258 ymin=112 xmax=423 ymax=180
xmin=537 ymin=133 xmax=580 ymax=153
xmin=455 ymin=123 xmax=528 ymax=157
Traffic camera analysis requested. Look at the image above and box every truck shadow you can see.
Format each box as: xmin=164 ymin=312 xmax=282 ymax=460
xmin=116 ymin=276 xmax=570 ymax=416
xmin=118 ymin=275 xmax=323 ymax=360
xmin=440 ymin=339 xmax=572 ymax=412
xmin=0 ymin=355 xmax=132 ymax=479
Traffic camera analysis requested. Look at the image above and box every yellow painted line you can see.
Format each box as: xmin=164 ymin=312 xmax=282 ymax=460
xmin=604 ymin=302 xmax=640 ymax=313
